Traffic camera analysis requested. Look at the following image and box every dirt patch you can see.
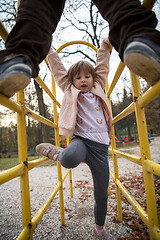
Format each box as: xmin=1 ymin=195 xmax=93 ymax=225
xmin=0 ymin=136 xmax=159 ymax=239
xmin=123 ymin=136 xmax=160 ymax=163
xmin=108 ymin=135 xmax=160 ymax=239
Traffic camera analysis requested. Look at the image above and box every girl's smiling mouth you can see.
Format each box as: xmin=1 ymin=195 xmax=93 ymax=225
xmin=81 ymin=84 xmax=87 ymax=87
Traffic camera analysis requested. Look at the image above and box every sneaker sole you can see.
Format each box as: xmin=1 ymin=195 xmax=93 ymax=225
xmin=36 ymin=143 xmax=62 ymax=161
xmin=123 ymin=40 xmax=160 ymax=86
xmin=124 ymin=52 xmax=160 ymax=86
xmin=0 ymin=72 xmax=30 ymax=98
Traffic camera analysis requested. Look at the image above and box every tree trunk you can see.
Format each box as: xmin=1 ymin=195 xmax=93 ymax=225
xmin=127 ymin=123 xmax=132 ymax=141
xmin=34 ymin=80 xmax=47 ymax=143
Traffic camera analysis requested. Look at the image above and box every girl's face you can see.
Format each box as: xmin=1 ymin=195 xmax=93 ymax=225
xmin=73 ymin=70 xmax=94 ymax=93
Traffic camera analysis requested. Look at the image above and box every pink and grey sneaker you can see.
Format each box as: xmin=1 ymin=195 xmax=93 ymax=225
xmin=94 ymin=226 xmax=114 ymax=240
xmin=35 ymin=143 xmax=63 ymax=161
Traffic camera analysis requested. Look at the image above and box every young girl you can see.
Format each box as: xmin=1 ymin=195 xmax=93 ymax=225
xmin=36 ymin=39 xmax=113 ymax=240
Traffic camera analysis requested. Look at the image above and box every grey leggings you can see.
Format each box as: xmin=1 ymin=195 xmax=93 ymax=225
xmin=59 ymin=136 xmax=109 ymax=226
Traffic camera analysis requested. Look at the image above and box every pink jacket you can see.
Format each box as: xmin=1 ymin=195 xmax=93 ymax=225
xmin=47 ymin=40 xmax=112 ymax=138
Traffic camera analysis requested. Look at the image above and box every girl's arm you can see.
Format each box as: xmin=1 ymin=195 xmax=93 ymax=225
xmin=95 ymin=38 xmax=111 ymax=89
xmin=47 ymin=48 xmax=69 ymax=92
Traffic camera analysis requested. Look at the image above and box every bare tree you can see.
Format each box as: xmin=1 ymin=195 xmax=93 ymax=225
xmin=0 ymin=0 xmax=17 ymax=28
xmin=62 ymin=0 xmax=108 ymax=47
xmin=52 ymin=0 xmax=109 ymax=65
xmin=34 ymin=80 xmax=48 ymax=143
xmin=0 ymin=0 xmax=17 ymax=49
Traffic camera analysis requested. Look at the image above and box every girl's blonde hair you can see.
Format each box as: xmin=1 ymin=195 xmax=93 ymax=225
xmin=68 ymin=60 xmax=96 ymax=83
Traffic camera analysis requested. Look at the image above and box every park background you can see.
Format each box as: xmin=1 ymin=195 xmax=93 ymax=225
xmin=0 ymin=0 xmax=160 ymax=156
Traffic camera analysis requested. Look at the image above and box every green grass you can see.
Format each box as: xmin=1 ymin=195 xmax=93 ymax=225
xmin=116 ymin=142 xmax=139 ymax=149
xmin=0 ymin=142 xmax=137 ymax=170
xmin=0 ymin=154 xmax=112 ymax=170
xmin=0 ymin=155 xmax=57 ymax=170
xmin=108 ymin=153 xmax=112 ymax=159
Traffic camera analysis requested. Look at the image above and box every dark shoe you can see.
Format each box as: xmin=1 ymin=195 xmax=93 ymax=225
xmin=36 ymin=143 xmax=63 ymax=161
xmin=0 ymin=56 xmax=32 ymax=97
xmin=123 ymin=37 xmax=160 ymax=86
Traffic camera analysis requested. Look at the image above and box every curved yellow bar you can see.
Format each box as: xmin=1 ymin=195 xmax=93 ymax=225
xmin=56 ymin=40 xmax=98 ymax=53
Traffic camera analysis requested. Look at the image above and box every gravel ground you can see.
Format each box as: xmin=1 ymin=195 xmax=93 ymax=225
xmin=0 ymin=136 xmax=159 ymax=240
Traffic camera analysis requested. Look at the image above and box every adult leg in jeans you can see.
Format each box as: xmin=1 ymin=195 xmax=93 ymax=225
xmin=0 ymin=0 xmax=66 ymax=77
xmin=93 ymin=0 xmax=160 ymax=85
xmin=0 ymin=0 xmax=65 ymax=97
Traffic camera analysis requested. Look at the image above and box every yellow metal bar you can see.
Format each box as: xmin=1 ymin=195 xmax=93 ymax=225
xmin=105 ymin=81 xmax=111 ymax=197
xmin=105 ymin=80 xmax=112 ymax=197
xmin=24 ymin=106 xmax=57 ymax=128
xmin=66 ymin=137 xmax=70 ymax=145
xmin=52 ymin=75 xmax=65 ymax=226
xmin=116 ymin=178 xmax=149 ymax=227
xmin=130 ymin=72 xmax=159 ymax=239
xmin=143 ymin=0 xmax=157 ymax=9
xmin=144 ymin=160 xmax=160 ymax=177
xmin=0 ymin=163 xmax=25 ymax=185
xmin=105 ymin=80 xmax=122 ymax=222
xmin=112 ymin=102 xmax=134 ymax=124
xmin=17 ymin=0 xmax=21 ymax=8
xmin=66 ymin=137 xmax=73 ymax=198
xmin=56 ymin=40 xmax=98 ymax=53
xmin=56 ymin=149 xmax=65 ymax=226
xmin=138 ymin=80 xmax=160 ymax=108
xmin=110 ymin=148 xmax=142 ymax=166
xmin=110 ymin=170 xmax=149 ymax=226
xmin=17 ymin=225 xmax=30 ymax=240
xmin=69 ymin=169 xmax=73 ymax=198
xmin=28 ymin=157 xmax=49 ymax=170
xmin=151 ymin=225 xmax=160 ymax=240
xmin=31 ymin=181 xmax=61 ymax=233
xmin=0 ymin=21 xmax=8 ymax=41
xmin=111 ymin=79 xmax=160 ymax=134
xmin=109 ymin=170 xmax=115 ymax=180
xmin=17 ymin=168 xmax=74 ymax=239
xmin=35 ymin=76 xmax=61 ymax=108
xmin=0 ymin=94 xmax=23 ymax=113
xmin=111 ymin=128 xmax=123 ymax=222
xmin=62 ymin=169 xmax=71 ymax=182
xmin=61 ymin=168 xmax=73 ymax=198
xmin=107 ymin=61 xmax=125 ymax=98
xmin=17 ymin=91 xmax=32 ymax=236
xmin=108 ymin=100 xmax=123 ymax=222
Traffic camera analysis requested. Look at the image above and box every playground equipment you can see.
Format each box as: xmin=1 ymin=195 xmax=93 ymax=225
xmin=0 ymin=0 xmax=160 ymax=239
xmin=109 ymin=136 xmax=129 ymax=145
